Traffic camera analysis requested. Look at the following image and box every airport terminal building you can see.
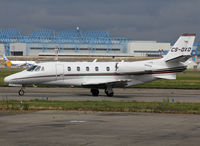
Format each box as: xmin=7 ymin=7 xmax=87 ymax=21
xmin=0 ymin=29 xmax=171 ymax=57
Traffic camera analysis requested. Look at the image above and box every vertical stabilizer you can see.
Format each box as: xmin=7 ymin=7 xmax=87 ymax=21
xmin=164 ymin=33 xmax=196 ymax=62
xmin=3 ymin=54 xmax=9 ymax=61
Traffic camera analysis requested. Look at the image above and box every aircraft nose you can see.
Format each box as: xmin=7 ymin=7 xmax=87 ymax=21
xmin=4 ymin=72 xmax=23 ymax=85
xmin=4 ymin=76 xmax=12 ymax=83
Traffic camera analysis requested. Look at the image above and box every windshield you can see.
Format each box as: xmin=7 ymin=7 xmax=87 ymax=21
xmin=34 ymin=66 xmax=41 ymax=71
xmin=27 ymin=65 xmax=37 ymax=71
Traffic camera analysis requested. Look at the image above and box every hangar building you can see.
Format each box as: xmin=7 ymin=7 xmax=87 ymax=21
xmin=0 ymin=28 xmax=171 ymax=57
xmin=128 ymin=41 xmax=170 ymax=57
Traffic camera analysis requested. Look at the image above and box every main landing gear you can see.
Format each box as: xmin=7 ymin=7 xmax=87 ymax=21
xmin=105 ymin=87 xmax=114 ymax=97
xmin=18 ymin=87 xmax=25 ymax=96
xmin=90 ymin=87 xmax=114 ymax=97
xmin=91 ymin=88 xmax=99 ymax=96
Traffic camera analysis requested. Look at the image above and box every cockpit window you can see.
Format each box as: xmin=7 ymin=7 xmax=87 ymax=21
xmin=41 ymin=66 xmax=45 ymax=71
xmin=34 ymin=66 xmax=41 ymax=71
xmin=27 ymin=65 xmax=37 ymax=71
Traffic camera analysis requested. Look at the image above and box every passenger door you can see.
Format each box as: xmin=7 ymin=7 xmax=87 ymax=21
xmin=56 ymin=63 xmax=64 ymax=81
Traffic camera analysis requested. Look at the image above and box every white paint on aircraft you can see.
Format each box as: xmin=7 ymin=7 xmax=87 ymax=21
xmin=3 ymin=54 xmax=36 ymax=67
xmin=4 ymin=33 xmax=196 ymax=96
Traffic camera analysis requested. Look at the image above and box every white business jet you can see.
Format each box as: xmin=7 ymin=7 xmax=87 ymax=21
xmin=3 ymin=55 xmax=36 ymax=67
xmin=4 ymin=33 xmax=195 ymax=96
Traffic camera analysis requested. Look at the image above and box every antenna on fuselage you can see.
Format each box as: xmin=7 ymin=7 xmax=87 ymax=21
xmin=55 ymin=46 xmax=59 ymax=61
xmin=93 ymin=59 xmax=97 ymax=62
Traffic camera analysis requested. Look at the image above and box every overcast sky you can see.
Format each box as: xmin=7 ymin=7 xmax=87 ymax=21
xmin=0 ymin=0 xmax=200 ymax=43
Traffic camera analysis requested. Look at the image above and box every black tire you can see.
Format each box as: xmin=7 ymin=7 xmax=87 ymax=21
xmin=105 ymin=89 xmax=114 ymax=97
xmin=91 ymin=89 xmax=99 ymax=96
xmin=105 ymin=89 xmax=108 ymax=94
xmin=106 ymin=92 xmax=114 ymax=97
xmin=18 ymin=89 xmax=24 ymax=96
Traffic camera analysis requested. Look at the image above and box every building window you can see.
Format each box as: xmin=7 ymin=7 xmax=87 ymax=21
xmin=86 ymin=67 xmax=89 ymax=71
xmin=77 ymin=66 xmax=80 ymax=71
xmin=106 ymin=67 xmax=110 ymax=71
xmin=68 ymin=67 xmax=71 ymax=71
xmin=95 ymin=66 xmax=99 ymax=71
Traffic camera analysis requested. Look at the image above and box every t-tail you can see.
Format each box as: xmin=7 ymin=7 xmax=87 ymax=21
xmin=3 ymin=54 xmax=12 ymax=66
xmin=3 ymin=54 xmax=9 ymax=61
xmin=164 ymin=33 xmax=196 ymax=63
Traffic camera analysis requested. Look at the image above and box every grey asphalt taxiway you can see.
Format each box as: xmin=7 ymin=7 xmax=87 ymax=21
xmin=0 ymin=87 xmax=200 ymax=102
xmin=0 ymin=87 xmax=200 ymax=146
xmin=0 ymin=110 xmax=200 ymax=146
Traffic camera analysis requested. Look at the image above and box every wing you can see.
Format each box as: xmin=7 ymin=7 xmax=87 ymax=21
xmin=82 ymin=79 xmax=131 ymax=88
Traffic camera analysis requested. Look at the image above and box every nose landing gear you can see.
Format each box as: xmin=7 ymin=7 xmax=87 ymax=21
xmin=18 ymin=87 xmax=25 ymax=96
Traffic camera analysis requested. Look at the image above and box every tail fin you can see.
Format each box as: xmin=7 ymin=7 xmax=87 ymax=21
xmin=3 ymin=54 xmax=9 ymax=61
xmin=3 ymin=54 xmax=12 ymax=66
xmin=164 ymin=33 xmax=196 ymax=62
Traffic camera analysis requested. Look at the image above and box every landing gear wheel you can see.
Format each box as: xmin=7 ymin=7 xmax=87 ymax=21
xmin=91 ymin=89 xmax=99 ymax=96
xmin=105 ymin=88 xmax=114 ymax=97
xmin=105 ymin=91 xmax=114 ymax=97
xmin=18 ymin=89 xmax=25 ymax=96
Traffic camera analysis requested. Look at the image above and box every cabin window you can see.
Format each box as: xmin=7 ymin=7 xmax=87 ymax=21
xmin=41 ymin=66 xmax=45 ymax=71
xmin=35 ymin=66 xmax=41 ymax=71
xmin=77 ymin=66 xmax=80 ymax=71
xmin=106 ymin=67 xmax=110 ymax=71
xmin=68 ymin=67 xmax=71 ymax=71
xmin=86 ymin=67 xmax=89 ymax=71
xmin=95 ymin=66 xmax=99 ymax=71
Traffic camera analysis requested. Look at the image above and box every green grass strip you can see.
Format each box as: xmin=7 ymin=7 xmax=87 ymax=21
xmin=1 ymin=100 xmax=200 ymax=114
